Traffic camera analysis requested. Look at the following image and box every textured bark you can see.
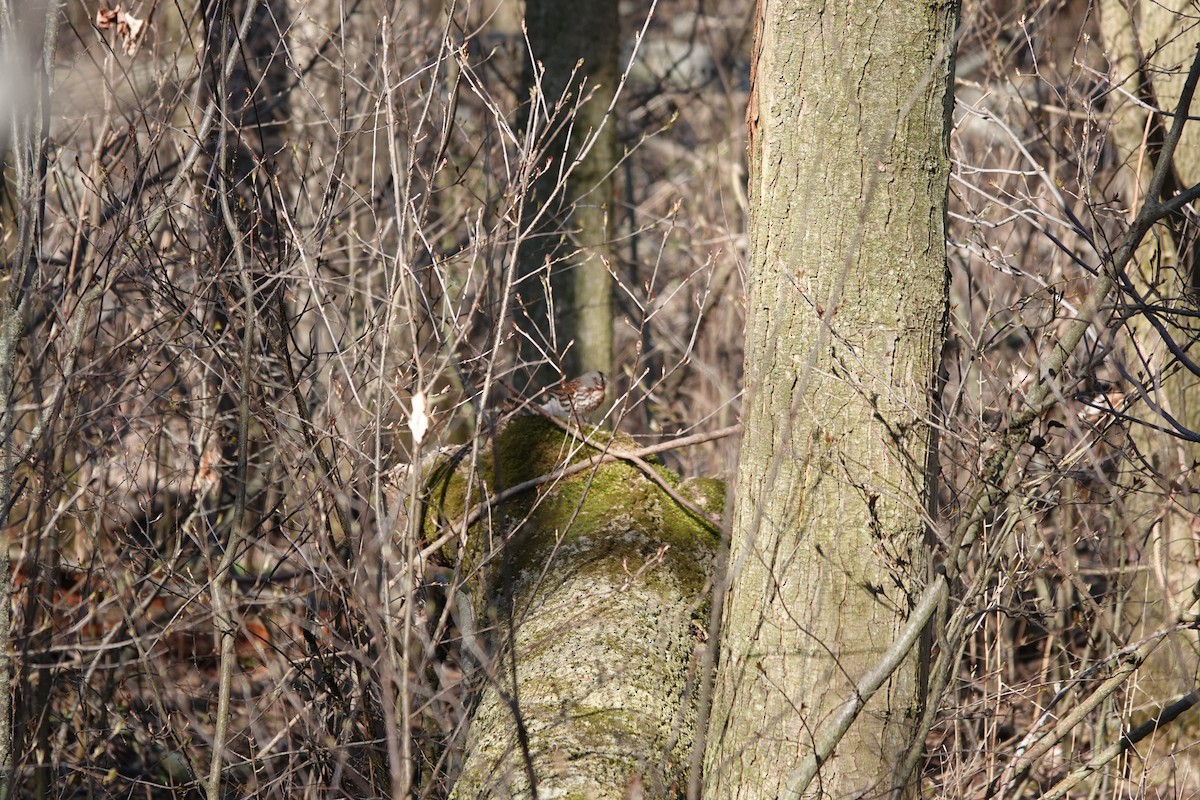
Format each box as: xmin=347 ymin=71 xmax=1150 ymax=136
xmin=1098 ymin=0 xmax=1200 ymax=730
xmin=437 ymin=418 xmax=722 ymax=799
xmin=518 ymin=0 xmax=618 ymax=381
xmin=704 ymin=1 xmax=957 ymax=798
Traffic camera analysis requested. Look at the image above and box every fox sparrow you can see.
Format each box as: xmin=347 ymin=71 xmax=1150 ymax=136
xmin=539 ymin=371 xmax=607 ymax=419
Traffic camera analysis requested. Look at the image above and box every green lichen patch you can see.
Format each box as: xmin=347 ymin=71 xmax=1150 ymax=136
xmin=422 ymin=417 xmax=723 ymax=596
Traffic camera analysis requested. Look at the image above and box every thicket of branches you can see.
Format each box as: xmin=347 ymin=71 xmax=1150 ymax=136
xmin=2 ymin=0 xmax=1199 ymax=797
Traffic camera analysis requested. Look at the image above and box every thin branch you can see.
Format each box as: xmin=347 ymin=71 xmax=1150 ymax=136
xmin=948 ymin=43 xmax=1200 ymax=583
xmin=783 ymin=574 xmax=949 ymax=798
xmin=1036 ymin=691 xmax=1200 ymax=800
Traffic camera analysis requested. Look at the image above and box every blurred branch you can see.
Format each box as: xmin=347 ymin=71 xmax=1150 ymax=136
xmin=1039 ymin=689 xmax=1200 ymax=800
xmin=948 ymin=44 xmax=1200 ymax=582
xmin=996 ymin=621 xmax=1196 ymax=799
xmin=921 ymin=41 xmax=1200 ymax=800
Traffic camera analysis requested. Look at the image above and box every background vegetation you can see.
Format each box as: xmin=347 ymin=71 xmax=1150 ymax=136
xmin=2 ymin=0 xmax=1200 ymax=797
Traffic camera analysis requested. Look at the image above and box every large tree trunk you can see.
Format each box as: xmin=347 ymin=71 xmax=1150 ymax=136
xmin=704 ymin=1 xmax=957 ymax=797
xmin=437 ymin=417 xmax=722 ymax=798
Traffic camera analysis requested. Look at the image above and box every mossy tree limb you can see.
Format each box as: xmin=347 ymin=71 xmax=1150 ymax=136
xmin=429 ymin=417 xmax=722 ymax=799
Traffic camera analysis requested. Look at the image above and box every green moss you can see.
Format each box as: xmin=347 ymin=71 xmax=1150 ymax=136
xmin=422 ymin=417 xmax=723 ymax=595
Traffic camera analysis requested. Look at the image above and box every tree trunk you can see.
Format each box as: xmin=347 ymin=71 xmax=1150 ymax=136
xmin=436 ymin=418 xmax=722 ymax=798
xmin=704 ymin=1 xmax=957 ymax=797
xmin=0 ymin=2 xmax=62 ymax=796
xmin=517 ymin=0 xmax=618 ymax=382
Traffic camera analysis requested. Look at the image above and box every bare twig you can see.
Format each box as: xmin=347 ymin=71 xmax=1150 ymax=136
xmin=784 ymin=574 xmax=950 ymax=798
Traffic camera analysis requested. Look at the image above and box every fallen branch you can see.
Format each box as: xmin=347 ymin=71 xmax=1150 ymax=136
xmin=419 ymin=423 xmax=740 ymax=562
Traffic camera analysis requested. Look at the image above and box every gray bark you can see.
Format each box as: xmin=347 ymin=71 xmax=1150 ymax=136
xmin=436 ymin=418 xmax=722 ymax=798
xmin=704 ymin=0 xmax=957 ymax=797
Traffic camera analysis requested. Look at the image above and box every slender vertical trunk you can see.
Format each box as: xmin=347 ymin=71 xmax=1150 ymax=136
xmin=517 ymin=0 xmax=618 ymax=381
xmin=0 ymin=1 xmax=62 ymax=795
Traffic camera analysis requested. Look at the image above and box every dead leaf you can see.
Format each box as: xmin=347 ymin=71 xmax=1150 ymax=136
xmin=95 ymin=4 xmax=147 ymax=56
